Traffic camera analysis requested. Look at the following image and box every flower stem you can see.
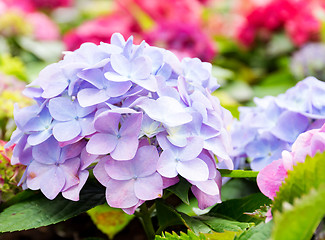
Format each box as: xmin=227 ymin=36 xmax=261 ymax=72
xmin=137 ymin=203 xmax=156 ymax=240
xmin=218 ymin=169 xmax=259 ymax=178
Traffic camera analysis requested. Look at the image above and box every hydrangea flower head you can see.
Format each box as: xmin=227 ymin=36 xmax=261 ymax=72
xmin=7 ymin=33 xmax=233 ymax=214
xmin=232 ymin=77 xmax=325 ymax=171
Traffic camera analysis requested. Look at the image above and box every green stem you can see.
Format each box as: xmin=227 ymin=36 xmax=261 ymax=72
xmin=137 ymin=203 xmax=156 ymax=240
xmin=218 ymin=169 xmax=259 ymax=178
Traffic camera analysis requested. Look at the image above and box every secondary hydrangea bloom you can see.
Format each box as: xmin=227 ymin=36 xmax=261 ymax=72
xmin=7 ymin=33 xmax=233 ymax=214
xmin=290 ymin=43 xmax=325 ymax=81
xmin=237 ymin=0 xmax=320 ymax=47
xmin=256 ymin=123 xmax=325 ymax=221
xmin=231 ymin=77 xmax=325 ymax=171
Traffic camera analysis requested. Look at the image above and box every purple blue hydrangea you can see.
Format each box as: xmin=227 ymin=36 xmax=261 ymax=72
xmin=7 ymin=33 xmax=233 ymax=214
xmin=231 ymin=76 xmax=325 ymax=171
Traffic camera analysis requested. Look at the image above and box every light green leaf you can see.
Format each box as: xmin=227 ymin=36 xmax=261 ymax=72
xmin=0 ymin=179 xmax=106 ymax=232
xmin=87 ymin=204 xmax=134 ymax=239
xmin=272 ymin=186 xmax=325 ymax=240
xmin=196 ymin=215 xmax=253 ymax=232
xmin=155 ymin=230 xmax=239 ymax=240
xmin=218 ymin=170 xmax=259 ymax=178
xmin=235 ymin=221 xmax=273 ymax=240
xmin=273 ymin=151 xmax=325 ymax=213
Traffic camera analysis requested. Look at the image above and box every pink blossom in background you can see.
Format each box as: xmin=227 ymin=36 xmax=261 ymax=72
xmin=118 ymin=0 xmax=202 ymax=23
xmin=237 ymin=0 xmax=320 ymax=47
xmin=27 ymin=13 xmax=60 ymax=41
xmin=144 ymin=22 xmax=217 ymax=62
xmin=257 ymin=123 xmax=325 ymax=201
xmin=64 ymin=13 xmax=141 ymax=51
xmin=1 ymin=0 xmax=60 ymax=41
xmin=30 ymin=0 xmax=74 ymax=9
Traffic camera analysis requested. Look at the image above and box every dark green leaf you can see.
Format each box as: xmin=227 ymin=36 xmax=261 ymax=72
xmin=197 ymin=215 xmax=253 ymax=232
xmin=0 ymin=179 xmax=106 ymax=232
xmin=156 ymin=199 xmax=184 ymax=232
xmin=167 ymin=177 xmax=191 ymax=205
xmin=221 ymin=178 xmax=260 ymax=201
xmin=207 ymin=193 xmax=271 ymax=224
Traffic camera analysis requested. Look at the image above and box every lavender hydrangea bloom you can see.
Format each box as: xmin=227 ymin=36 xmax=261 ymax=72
xmin=232 ymin=77 xmax=325 ymax=171
xmin=8 ymin=33 xmax=233 ymax=213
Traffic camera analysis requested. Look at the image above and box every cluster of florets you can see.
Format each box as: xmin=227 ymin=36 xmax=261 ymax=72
xmin=231 ymin=77 xmax=325 ymax=171
xmin=7 ymin=33 xmax=233 ymax=214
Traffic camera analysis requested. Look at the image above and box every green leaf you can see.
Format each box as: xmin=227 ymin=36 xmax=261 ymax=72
xmin=167 ymin=177 xmax=191 ymax=205
xmin=272 ymin=186 xmax=325 ymax=240
xmin=235 ymin=221 xmax=273 ymax=240
xmin=221 ymin=178 xmax=260 ymax=201
xmin=87 ymin=203 xmax=134 ymax=239
xmin=196 ymin=215 xmax=253 ymax=232
xmin=0 ymin=179 xmax=106 ymax=232
xmin=273 ymin=151 xmax=325 ymax=212
xmin=156 ymin=199 xmax=184 ymax=233
xmin=207 ymin=193 xmax=271 ymax=224
xmin=155 ymin=230 xmax=239 ymax=240
xmin=218 ymin=170 xmax=259 ymax=178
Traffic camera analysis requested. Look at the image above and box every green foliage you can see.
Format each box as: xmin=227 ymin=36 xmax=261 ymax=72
xmin=155 ymin=230 xmax=239 ymax=240
xmin=273 ymin=151 xmax=325 ymax=212
xmin=271 ymin=152 xmax=325 ymax=240
xmin=218 ymin=170 xmax=259 ymax=178
xmin=272 ymin=186 xmax=325 ymax=240
xmin=235 ymin=221 xmax=273 ymax=240
xmin=167 ymin=177 xmax=191 ymax=205
xmin=87 ymin=203 xmax=134 ymax=239
xmin=207 ymin=193 xmax=271 ymax=224
xmin=0 ymin=179 xmax=106 ymax=232
xmin=221 ymin=178 xmax=260 ymax=201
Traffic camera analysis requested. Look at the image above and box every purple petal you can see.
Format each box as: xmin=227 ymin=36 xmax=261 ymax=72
xmin=110 ymin=54 xmax=131 ymax=76
xmin=40 ymin=166 xmax=66 ymax=200
xmin=190 ymin=179 xmax=219 ymax=195
xmin=80 ymin=147 xmax=98 ymax=170
xmin=191 ymin=185 xmax=221 ymax=210
xmin=131 ymin=56 xmax=151 ymax=79
xmin=60 ymin=157 xmax=81 ymax=191
xmin=104 ymin=72 xmax=131 ymax=82
xmin=111 ymin=136 xmax=139 ymax=161
xmin=105 ymin=156 xmax=135 ymax=180
xmin=78 ymin=115 xmax=96 ymax=136
xmin=93 ymin=157 xmax=111 ymax=186
xmin=62 ymin=170 xmax=89 ymax=201
xmin=86 ymin=133 xmax=117 ymax=155
xmin=271 ymin=112 xmax=309 ymax=143
xmin=178 ymin=137 xmax=204 ymax=160
xmin=133 ymin=145 xmax=159 ymax=177
xmin=32 ymin=137 xmax=60 ymax=164
xmin=134 ymin=173 xmax=163 ymax=200
xmin=27 ymin=129 xmax=52 ymax=146
xmin=77 ymin=88 xmax=109 ymax=107
xmin=120 ymin=113 xmax=143 ymax=137
xmin=106 ymin=179 xmax=138 ymax=208
xmin=49 ymin=97 xmax=76 ymax=121
xmin=60 ymin=140 xmax=86 ymax=161
xmin=176 ymin=159 xmax=209 ymax=181
xmin=122 ymin=200 xmax=144 ymax=215
xmin=53 ymin=120 xmax=81 ymax=142
xmin=157 ymin=149 xmax=178 ymax=178
xmin=94 ymin=111 xmax=120 ymax=134
xmin=26 ymin=161 xmax=50 ymax=190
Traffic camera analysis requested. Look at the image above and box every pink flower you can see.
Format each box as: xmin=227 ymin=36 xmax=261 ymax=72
xmin=27 ymin=12 xmax=60 ymax=41
xmin=257 ymin=123 xmax=325 ymax=201
xmin=30 ymin=0 xmax=74 ymax=9
xmin=63 ymin=13 xmax=141 ymax=51
xmin=237 ymin=0 xmax=320 ymax=47
xmin=144 ymin=22 xmax=217 ymax=62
